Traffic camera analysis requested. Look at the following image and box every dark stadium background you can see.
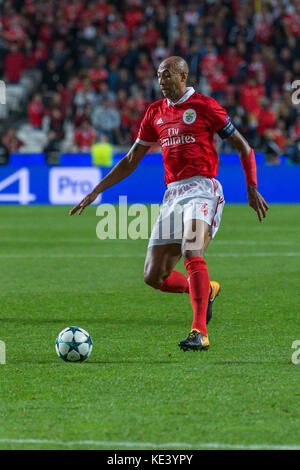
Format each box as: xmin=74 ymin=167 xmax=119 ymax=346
xmin=0 ymin=0 xmax=299 ymax=203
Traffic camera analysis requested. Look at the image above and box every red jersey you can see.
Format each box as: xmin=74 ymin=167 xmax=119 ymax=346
xmin=239 ymin=83 xmax=265 ymax=116
xmin=136 ymin=88 xmax=234 ymax=185
xmin=74 ymin=127 xmax=96 ymax=152
xmin=257 ymin=109 xmax=276 ymax=136
xmin=28 ymin=101 xmax=44 ymax=127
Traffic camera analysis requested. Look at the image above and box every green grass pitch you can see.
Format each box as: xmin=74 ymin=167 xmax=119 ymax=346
xmin=0 ymin=204 xmax=299 ymax=450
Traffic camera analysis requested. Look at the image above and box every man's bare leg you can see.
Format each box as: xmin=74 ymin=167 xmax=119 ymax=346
xmin=144 ymin=243 xmax=185 ymax=291
xmin=179 ymin=219 xmax=214 ymax=351
xmin=143 ymin=226 xmax=220 ymax=335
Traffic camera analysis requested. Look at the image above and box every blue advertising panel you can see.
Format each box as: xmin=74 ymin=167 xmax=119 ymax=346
xmin=0 ymin=156 xmax=299 ymax=205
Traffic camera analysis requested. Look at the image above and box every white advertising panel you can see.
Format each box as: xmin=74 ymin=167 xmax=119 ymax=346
xmin=49 ymin=167 xmax=102 ymax=205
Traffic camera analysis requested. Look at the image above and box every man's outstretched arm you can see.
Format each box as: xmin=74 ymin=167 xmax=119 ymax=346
xmin=227 ymin=129 xmax=269 ymax=222
xmin=69 ymin=142 xmax=149 ymax=215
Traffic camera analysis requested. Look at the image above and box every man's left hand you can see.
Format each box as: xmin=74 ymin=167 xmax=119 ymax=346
xmin=247 ymin=186 xmax=269 ymax=222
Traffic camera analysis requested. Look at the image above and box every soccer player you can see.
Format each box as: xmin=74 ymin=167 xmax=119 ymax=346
xmin=70 ymin=56 xmax=269 ymax=352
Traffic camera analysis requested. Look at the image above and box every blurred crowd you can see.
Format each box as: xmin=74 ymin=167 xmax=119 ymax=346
xmin=0 ymin=0 xmax=299 ymax=163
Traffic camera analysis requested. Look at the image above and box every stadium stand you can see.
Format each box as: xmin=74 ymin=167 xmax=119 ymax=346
xmin=0 ymin=0 xmax=299 ymax=165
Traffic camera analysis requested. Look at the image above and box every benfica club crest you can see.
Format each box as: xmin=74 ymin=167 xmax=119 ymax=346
xmin=183 ymin=109 xmax=196 ymax=124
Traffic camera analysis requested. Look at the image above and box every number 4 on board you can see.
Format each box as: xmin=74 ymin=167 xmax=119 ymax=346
xmin=0 ymin=168 xmax=36 ymax=205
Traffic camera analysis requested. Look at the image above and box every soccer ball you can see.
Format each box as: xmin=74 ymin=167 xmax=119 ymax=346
xmin=55 ymin=326 xmax=93 ymax=362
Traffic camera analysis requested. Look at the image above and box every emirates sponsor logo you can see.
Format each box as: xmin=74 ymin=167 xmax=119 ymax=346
xmin=161 ymin=134 xmax=196 ymax=147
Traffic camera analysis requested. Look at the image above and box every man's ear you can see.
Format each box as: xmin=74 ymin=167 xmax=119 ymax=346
xmin=181 ymin=72 xmax=188 ymax=83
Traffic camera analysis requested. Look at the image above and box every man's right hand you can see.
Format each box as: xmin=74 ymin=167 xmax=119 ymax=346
xmin=69 ymin=190 xmax=99 ymax=215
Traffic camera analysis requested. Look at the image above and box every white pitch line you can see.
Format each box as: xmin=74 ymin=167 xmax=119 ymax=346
xmin=0 ymin=238 xmax=134 ymax=243
xmin=0 ymin=438 xmax=299 ymax=450
xmin=0 ymin=252 xmax=299 ymax=259
xmin=0 ymin=238 xmax=296 ymax=246
xmin=215 ymin=240 xmax=294 ymax=245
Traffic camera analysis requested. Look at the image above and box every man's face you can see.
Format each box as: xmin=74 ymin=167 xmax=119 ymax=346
xmin=157 ymin=65 xmax=183 ymax=100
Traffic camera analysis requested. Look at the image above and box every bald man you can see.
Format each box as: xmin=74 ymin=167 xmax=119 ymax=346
xmin=70 ymin=56 xmax=268 ymax=352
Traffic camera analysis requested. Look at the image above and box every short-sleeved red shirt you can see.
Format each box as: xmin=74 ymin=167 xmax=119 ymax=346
xmin=136 ymin=88 xmax=234 ymax=185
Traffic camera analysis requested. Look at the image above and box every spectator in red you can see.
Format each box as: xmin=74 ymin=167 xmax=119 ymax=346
xmin=263 ymin=119 xmax=290 ymax=165
xmin=141 ymin=21 xmax=161 ymax=49
xmin=221 ymin=46 xmax=244 ymax=80
xmin=24 ymin=0 xmax=36 ymax=16
xmin=2 ymin=128 xmax=23 ymax=154
xmin=239 ymin=77 xmax=265 ymax=116
xmin=116 ymin=89 xmax=128 ymax=110
xmin=24 ymin=39 xmax=38 ymax=68
xmin=74 ymin=104 xmax=90 ymax=127
xmin=199 ymin=41 xmax=222 ymax=77
xmin=3 ymin=42 xmax=27 ymax=83
xmin=94 ymin=0 xmax=110 ymax=23
xmin=4 ymin=15 xmax=26 ymax=46
xmin=73 ymin=119 xmax=96 ymax=152
xmin=207 ymin=63 xmax=228 ymax=100
xmin=135 ymin=53 xmax=153 ymax=86
xmin=57 ymin=78 xmax=77 ymax=120
xmin=32 ymin=40 xmax=49 ymax=67
xmin=107 ymin=9 xmax=128 ymax=37
xmin=130 ymin=106 xmax=144 ymax=143
xmin=88 ymin=55 xmax=108 ymax=91
xmin=124 ymin=5 xmax=143 ymax=36
xmin=117 ymin=102 xmax=134 ymax=145
xmin=49 ymin=108 xmax=65 ymax=140
xmin=247 ymin=51 xmax=268 ymax=80
xmin=257 ymin=98 xmax=276 ymax=137
xmin=109 ymin=33 xmax=129 ymax=59
xmin=255 ymin=7 xmax=273 ymax=43
xmin=272 ymin=119 xmax=288 ymax=151
xmin=28 ymin=93 xmax=45 ymax=129
xmin=49 ymin=92 xmax=66 ymax=117
xmin=138 ymin=53 xmax=152 ymax=74
xmin=131 ymin=89 xmax=149 ymax=115
xmin=284 ymin=5 xmax=300 ymax=38
xmin=38 ymin=16 xmax=55 ymax=46
xmin=64 ymin=0 xmax=84 ymax=24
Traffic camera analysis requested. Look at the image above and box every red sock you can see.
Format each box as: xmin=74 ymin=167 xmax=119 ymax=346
xmin=157 ymin=270 xmax=189 ymax=293
xmin=184 ymin=256 xmax=210 ymax=336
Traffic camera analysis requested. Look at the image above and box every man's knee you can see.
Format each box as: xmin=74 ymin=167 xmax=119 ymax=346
xmin=143 ymin=267 xmax=170 ymax=289
xmin=182 ymin=248 xmax=205 ymax=260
